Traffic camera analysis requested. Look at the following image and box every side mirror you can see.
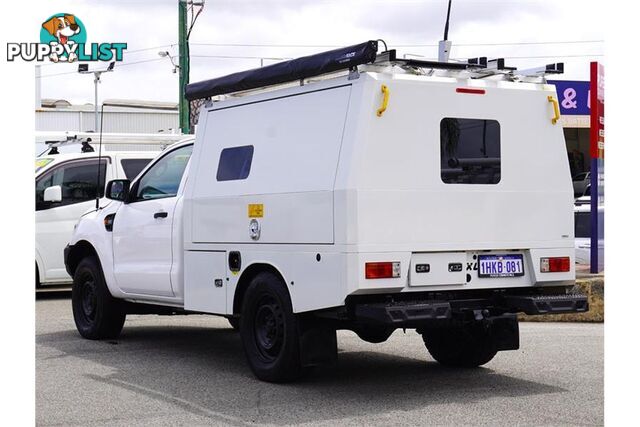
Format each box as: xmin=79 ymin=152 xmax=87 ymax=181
xmin=43 ymin=185 xmax=62 ymax=203
xmin=106 ymin=179 xmax=130 ymax=202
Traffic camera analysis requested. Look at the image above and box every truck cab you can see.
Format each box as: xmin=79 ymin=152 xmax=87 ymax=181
xmin=65 ymin=41 xmax=588 ymax=382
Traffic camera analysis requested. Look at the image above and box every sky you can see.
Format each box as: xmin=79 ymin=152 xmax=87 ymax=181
xmin=36 ymin=0 xmax=605 ymax=105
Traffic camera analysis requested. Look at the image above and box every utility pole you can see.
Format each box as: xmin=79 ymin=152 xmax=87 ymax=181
xmin=178 ymin=0 xmax=190 ymax=134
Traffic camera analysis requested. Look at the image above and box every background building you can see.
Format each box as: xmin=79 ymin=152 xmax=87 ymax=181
xmin=35 ymin=99 xmax=180 ymax=134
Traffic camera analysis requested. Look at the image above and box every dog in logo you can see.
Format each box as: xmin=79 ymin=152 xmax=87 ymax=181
xmin=42 ymin=15 xmax=81 ymax=62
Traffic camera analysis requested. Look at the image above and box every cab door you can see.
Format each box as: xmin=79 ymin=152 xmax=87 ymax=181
xmin=112 ymin=144 xmax=193 ymax=297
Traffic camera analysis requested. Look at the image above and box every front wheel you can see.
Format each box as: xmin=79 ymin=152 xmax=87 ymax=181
xmin=239 ymin=272 xmax=304 ymax=382
xmin=72 ymin=257 xmax=126 ymax=340
xmin=420 ymin=322 xmax=498 ymax=368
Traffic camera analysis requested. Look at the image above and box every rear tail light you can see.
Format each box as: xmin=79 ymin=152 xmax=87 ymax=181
xmin=365 ymin=262 xmax=401 ymax=279
xmin=540 ymin=257 xmax=571 ymax=273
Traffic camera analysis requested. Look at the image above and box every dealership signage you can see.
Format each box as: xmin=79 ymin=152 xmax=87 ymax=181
xmin=548 ymin=80 xmax=591 ymax=116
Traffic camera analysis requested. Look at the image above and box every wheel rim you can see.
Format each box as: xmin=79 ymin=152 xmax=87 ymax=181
xmin=79 ymin=278 xmax=98 ymax=323
xmin=253 ymin=295 xmax=284 ymax=361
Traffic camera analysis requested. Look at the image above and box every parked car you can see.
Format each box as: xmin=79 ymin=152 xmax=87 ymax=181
xmin=572 ymin=171 xmax=590 ymax=197
xmin=574 ymin=202 xmax=604 ymax=265
xmin=65 ymin=41 xmax=588 ymax=382
xmin=36 ymin=148 xmax=160 ymax=287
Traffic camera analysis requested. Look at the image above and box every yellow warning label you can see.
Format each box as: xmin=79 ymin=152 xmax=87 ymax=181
xmin=248 ymin=204 xmax=264 ymax=218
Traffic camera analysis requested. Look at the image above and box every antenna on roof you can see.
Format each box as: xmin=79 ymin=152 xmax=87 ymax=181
xmin=438 ymin=0 xmax=453 ymax=62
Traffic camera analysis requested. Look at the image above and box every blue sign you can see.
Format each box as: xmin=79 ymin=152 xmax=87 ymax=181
xmin=548 ymin=80 xmax=591 ymax=115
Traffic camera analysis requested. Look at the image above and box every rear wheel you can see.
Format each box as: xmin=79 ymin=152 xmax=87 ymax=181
xmin=240 ymin=272 xmax=304 ymax=382
xmin=421 ymin=322 xmax=498 ymax=368
xmin=72 ymin=257 xmax=126 ymax=340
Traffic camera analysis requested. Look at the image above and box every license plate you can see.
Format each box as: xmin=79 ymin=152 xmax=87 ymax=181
xmin=478 ymin=254 xmax=524 ymax=278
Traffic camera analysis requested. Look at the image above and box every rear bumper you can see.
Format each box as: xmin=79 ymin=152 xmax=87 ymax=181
xmin=347 ymin=288 xmax=588 ymax=328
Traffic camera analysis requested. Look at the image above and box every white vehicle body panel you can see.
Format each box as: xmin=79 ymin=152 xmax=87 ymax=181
xmin=188 ymin=85 xmax=351 ymax=245
xmin=69 ymin=72 xmax=575 ymax=315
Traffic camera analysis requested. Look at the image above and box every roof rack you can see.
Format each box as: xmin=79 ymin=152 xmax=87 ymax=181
xmin=185 ymin=40 xmax=565 ymax=101
xmin=186 ymin=40 xmax=379 ymax=100
xmin=374 ymin=49 xmax=487 ymax=70
xmin=36 ymin=132 xmax=187 ymax=156
xmin=43 ymin=136 xmax=95 ymax=155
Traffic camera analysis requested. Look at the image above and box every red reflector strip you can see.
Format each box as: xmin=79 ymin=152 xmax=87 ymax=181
xmin=365 ymin=262 xmax=400 ymax=279
xmin=456 ymin=87 xmax=486 ymax=95
xmin=540 ymin=257 xmax=571 ymax=273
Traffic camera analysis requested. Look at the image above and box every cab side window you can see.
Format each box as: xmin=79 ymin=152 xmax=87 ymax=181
xmin=35 ymin=160 xmax=107 ymax=211
xmin=60 ymin=162 xmax=107 ymax=204
xmin=133 ymin=145 xmax=193 ymax=201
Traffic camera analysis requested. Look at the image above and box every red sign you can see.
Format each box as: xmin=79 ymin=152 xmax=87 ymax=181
xmin=590 ymin=62 xmax=604 ymax=159
xmin=589 ymin=62 xmax=604 ymax=273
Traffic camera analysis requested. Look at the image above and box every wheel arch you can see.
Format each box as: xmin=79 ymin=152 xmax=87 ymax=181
xmin=35 ymin=248 xmax=45 ymax=284
xmin=232 ymin=263 xmax=288 ymax=315
xmin=65 ymin=240 xmax=103 ymax=278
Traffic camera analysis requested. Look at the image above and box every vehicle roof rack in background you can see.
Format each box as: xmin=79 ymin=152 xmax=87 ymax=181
xmin=44 ymin=136 xmax=94 ymax=155
xmin=185 ymin=40 xmax=379 ymax=100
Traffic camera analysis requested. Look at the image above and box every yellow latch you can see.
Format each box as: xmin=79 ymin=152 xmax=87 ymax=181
xmin=376 ymin=84 xmax=390 ymax=117
xmin=547 ymin=95 xmax=561 ymax=125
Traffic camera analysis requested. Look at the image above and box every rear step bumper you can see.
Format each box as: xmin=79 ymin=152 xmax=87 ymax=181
xmin=352 ymin=294 xmax=588 ymax=326
xmin=503 ymin=294 xmax=589 ymax=315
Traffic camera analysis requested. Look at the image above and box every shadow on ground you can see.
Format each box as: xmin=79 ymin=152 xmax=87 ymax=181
xmin=38 ymin=322 xmax=566 ymax=425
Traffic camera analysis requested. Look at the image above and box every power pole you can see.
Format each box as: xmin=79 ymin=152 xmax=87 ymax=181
xmin=178 ymin=0 xmax=190 ymax=134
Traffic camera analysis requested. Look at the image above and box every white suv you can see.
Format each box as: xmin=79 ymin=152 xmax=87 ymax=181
xmin=36 ymin=150 xmax=158 ymax=287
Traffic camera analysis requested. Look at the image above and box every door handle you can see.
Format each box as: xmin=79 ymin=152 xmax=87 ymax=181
xmin=154 ymin=211 xmax=168 ymax=219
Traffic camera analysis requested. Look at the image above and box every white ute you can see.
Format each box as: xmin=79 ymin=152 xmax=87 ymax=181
xmin=65 ymin=41 xmax=588 ymax=382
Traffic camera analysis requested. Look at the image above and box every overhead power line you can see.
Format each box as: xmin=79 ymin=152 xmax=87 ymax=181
xmin=191 ymin=39 xmax=604 ymax=48
xmin=37 ymin=58 xmax=166 ymax=79
xmin=38 ymin=39 xmax=604 ymax=68
xmin=37 ymin=51 xmax=604 ymax=79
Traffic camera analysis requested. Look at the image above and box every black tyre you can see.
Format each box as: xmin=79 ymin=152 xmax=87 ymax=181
xmin=421 ymin=322 xmax=498 ymax=368
xmin=72 ymin=257 xmax=126 ymax=340
xmin=240 ymin=272 xmax=304 ymax=382
xmin=355 ymin=326 xmax=394 ymax=344
xmin=228 ymin=317 xmax=240 ymax=331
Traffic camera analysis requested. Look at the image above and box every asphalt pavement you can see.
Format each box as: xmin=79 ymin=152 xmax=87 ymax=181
xmin=36 ymin=291 xmax=603 ymax=426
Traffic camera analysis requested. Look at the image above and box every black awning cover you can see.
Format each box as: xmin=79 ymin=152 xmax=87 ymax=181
xmin=185 ymin=40 xmax=379 ymax=100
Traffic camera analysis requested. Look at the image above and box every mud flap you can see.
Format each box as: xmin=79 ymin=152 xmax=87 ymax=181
xmin=490 ymin=314 xmax=520 ymax=351
xmin=299 ymin=326 xmax=337 ymax=367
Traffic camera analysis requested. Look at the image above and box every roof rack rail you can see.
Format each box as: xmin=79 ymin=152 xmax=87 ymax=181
xmin=517 ymin=62 xmax=564 ymax=77
xmin=43 ymin=136 xmax=95 ymax=155
xmin=485 ymin=58 xmax=517 ymax=72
